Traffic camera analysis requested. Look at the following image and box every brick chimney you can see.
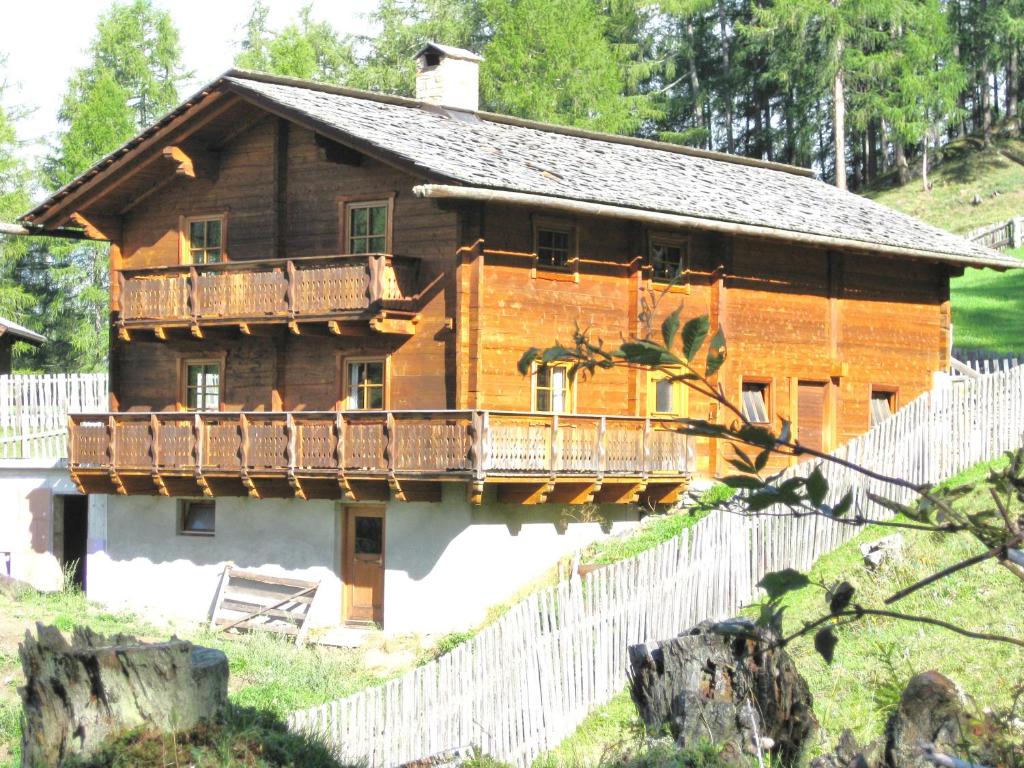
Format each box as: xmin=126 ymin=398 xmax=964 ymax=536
xmin=415 ymin=43 xmax=482 ymax=113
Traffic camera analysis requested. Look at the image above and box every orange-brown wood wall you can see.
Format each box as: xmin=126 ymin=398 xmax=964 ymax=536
xmin=104 ymin=115 xmax=951 ymax=479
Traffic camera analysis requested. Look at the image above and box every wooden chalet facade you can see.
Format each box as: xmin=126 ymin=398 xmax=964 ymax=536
xmin=19 ymin=45 xmax=1018 ymax=631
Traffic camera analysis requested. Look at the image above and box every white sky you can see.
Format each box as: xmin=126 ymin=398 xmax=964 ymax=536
xmin=0 ymin=0 xmax=377 ymax=170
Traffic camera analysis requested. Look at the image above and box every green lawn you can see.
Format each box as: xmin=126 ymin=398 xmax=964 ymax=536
xmin=950 ymin=246 xmax=1024 ymax=354
xmin=533 ymin=457 xmax=1024 ymax=766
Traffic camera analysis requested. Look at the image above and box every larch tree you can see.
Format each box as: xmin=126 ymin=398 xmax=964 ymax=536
xmin=235 ymin=3 xmax=355 ymax=83
xmin=480 ymin=0 xmax=653 ymax=134
xmin=0 ymin=61 xmax=36 ymax=328
xmin=27 ymin=0 xmax=189 ymax=372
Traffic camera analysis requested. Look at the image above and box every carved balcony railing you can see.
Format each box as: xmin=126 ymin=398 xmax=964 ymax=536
xmin=114 ymin=254 xmax=420 ymax=332
xmin=68 ymin=410 xmax=694 ymax=503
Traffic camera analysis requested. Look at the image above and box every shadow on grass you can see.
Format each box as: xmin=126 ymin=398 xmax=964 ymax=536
xmin=62 ymin=706 xmax=352 ymax=768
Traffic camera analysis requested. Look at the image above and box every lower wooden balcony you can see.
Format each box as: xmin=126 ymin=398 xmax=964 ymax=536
xmin=68 ymin=411 xmax=694 ymax=506
xmin=115 ymin=254 xmax=421 ymax=339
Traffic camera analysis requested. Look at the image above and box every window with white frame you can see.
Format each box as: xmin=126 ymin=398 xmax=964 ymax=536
xmin=184 ymin=216 xmax=224 ymax=264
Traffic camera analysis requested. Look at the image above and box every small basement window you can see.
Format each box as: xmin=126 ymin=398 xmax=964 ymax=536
xmin=179 ymin=500 xmax=215 ymax=536
xmin=741 ymin=381 xmax=770 ymax=424
xmin=649 ymin=240 xmax=687 ymax=282
xmin=870 ymin=388 xmax=896 ymax=427
xmin=347 ymin=359 xmax=386 ymax=410
xmin=535 ymin=226 xmax=573 ymax=270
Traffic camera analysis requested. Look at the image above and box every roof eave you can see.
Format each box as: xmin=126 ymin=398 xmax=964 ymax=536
xmin=413 ymin=184 xmax=1020 ymax=271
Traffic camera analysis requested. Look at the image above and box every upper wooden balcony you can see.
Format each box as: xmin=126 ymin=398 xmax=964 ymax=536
xmin=114 ymin=254 xmax=421 ymax=339
xmin=68 ymin=410 xmax=693 ymax=506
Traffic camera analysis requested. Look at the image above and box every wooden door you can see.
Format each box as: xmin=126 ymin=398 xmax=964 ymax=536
xmin=344 ymin=507 xmax=385 ymax=625
xmin=797 ymin=381 xmax=827 ymax=457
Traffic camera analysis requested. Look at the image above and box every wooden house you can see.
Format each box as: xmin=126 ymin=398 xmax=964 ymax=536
xmin=18 ymin=44 xmax=1019 ymax=632
xmin=0 ymin=317 xmax=45 ymax=375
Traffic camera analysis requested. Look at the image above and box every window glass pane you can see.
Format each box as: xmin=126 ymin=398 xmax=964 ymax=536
xmin=656 ymin=379 xmax=675 ymax=413
xmin=207 ymin=220 xmax=221 ymax=248
xmin=183 ymin=501 xmax=215 ymax=533
xmin=536 ymin=389 xmax=551 ymax=412
xmin=204 ymin=248 xmax=222 ymax=264
xmin=369 ymin=236 xmax=387 ymax=253
xmin=367 ymin=387 xmax=384 ymax=409
xmin=550 ymin=368 xmax=566 ymax=412
xmin=354 ymin=516 xmax=383 ymax=555
xmin=190 ymin=220 xmax=205 ymax=247
xmin=364 ymin=362 xmax=384 ymax=386
xmin=651 ymin=243 xmax=685 ymax=280
xmin=536 ymin=366 xmax=551 ymax=390
xmin=369 ymin=205 xmax=387 ymax=236
xmin=742 ymin=384 xmax=768 ymax=423
xmin=351 ymin=207 xmax=368 ymax=237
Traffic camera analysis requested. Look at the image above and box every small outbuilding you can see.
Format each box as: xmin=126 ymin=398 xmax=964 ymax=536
xmin=0 ymin=317 xmax=45 ymax=374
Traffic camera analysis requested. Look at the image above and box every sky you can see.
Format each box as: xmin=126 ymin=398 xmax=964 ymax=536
xmin=0 ymin=0 xmax=377 ymax=168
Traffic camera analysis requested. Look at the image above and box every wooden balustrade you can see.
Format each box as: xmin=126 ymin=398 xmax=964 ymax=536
xmin=68 ymin=410 xmax=692 ymax=499
xmin=116 ymin=254 xmax=419 ymax=327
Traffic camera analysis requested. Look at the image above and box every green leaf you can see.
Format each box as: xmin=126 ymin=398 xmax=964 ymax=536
xmin=616 ymin=341 xmax=679 ymax=367
xmin=806 ymin=467 xmax=828 ymax=507
xmin=832 ymin=491 xmax=853 ymax=518
xmin=682 ymin=316 xmax=711 ymax=362
xmin=827 ymin=581 xmax=855 ymax=614
xmin=661 ymin=308 xmax=681 ymax=351
xmin=517 ymin=348 xmax=539 ymax=375
xmin=541 ymin=346 xmax=574 ymax=365
xmin=721 ymin=475 xmax=764 ymax=490
xmin=757 ymin=568 xmax=810 ymax=599
xmin=737 ymin=424 xmax=775 ymax=449
xmin=814 ymin=627 xmax=838 ymax=664
xmin=705 ymin=327 xmax=726 ymax=377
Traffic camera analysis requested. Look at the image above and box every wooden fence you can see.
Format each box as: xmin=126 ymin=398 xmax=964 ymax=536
xmin=289 ymin=365 xmax=1024 ymax=767
xmin=952 ymin=348 xmax=1022 ymax=375
xmin=0 ymin=373 xmax=108 ymax=460
xmin=964 ymin=216 xmax=1024 ymax=251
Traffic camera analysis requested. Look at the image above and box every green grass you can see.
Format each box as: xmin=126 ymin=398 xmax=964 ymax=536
xmin=0 ymin=586 xmax=406 ymax=767
xmin=582 ymin=486 xmax=734 ymax=566
xmin=533 ymin=457 xmax=1024 ymax=766
xmin=950 ymin=246 xmax=1024 ymax=354
xmin=865 ymin=137 xmax=1024 ymax=234
xmin=863 ymin=137 xmax=1024 ymax=354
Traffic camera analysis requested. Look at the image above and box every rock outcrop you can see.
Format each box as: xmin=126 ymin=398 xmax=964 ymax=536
xmin=18 ymin=623 xmax=228 ymax=767
xmin=627 ymin=619 xmax=817 ymax=764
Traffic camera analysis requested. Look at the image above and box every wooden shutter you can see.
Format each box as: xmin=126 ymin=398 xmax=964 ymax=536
xmin=797 ymin=381 xmax=826 ymax=456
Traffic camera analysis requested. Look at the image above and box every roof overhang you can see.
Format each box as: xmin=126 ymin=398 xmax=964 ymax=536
xmin=0 ymin=320 xmax=45 ymax=346
xmin=413 ymin=184 xmax=1022 ymax=271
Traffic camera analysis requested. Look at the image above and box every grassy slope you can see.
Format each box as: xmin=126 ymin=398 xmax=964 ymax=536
xmin=537 ymin=458 xmax=1024 ymax=767
xmin=0 ymin=589 xmax=415 ymax=768
xmin=864 ymin=138 xmax=1024 ymax=355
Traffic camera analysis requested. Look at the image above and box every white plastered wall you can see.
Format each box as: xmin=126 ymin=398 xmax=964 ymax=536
xmin=382 ymin=484 xmax=640 ymax=634
xmin=0 ymin=460 xmax=83 ymax=591
xmin=88 ymin=495 xmax=344 ymax=628
xmin=88 ymin=486 xmax=640 ymax=635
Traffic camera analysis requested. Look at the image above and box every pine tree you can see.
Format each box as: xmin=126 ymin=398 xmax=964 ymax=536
xmin=0 ymin=64 xmax=35 ymax=327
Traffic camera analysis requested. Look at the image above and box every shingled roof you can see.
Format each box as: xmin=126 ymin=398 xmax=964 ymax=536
xmin=22 ymin=69 xmax=1020 ymax=270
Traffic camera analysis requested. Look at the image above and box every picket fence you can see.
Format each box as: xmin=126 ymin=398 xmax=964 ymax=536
xmin=0 ymin=373 xmax=108 ymax=460
xmin=952 ymin=348 xmax=1022 ymax=375
xmin=289 ymin=365 xmax=1024 ymax=767
xmin=964 ymin=216 xmax=1024 ymax=251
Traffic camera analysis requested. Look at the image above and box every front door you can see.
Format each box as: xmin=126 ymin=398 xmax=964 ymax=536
xmin=343 ymin=506 xmax=385 ymax=626
xmin=797 ymin=380 xmax=828 ymax=457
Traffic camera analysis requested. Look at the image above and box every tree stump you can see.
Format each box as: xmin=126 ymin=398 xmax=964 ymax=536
xmin=18 ymin=623 xmax=228 ymax=767
xmin=628 ymin=619 xmax=817 ymax=764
